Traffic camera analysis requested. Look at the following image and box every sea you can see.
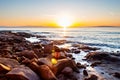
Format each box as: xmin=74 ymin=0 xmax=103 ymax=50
xmin=0 ymin=27 xmax=120 ymax=52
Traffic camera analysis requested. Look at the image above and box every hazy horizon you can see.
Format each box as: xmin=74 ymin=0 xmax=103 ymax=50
xmin=0 ymin=0 xmax=120 ymax=27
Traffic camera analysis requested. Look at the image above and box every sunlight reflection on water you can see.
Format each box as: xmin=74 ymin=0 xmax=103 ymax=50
xmin=1 ymin=27 xmax=120 ymax=52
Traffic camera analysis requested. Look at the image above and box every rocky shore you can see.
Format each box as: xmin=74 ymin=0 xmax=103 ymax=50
xmin=0 ymin=31 xmax=120 ymax=80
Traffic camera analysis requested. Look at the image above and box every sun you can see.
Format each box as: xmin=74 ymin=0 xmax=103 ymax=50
xmin=56 ymin=14 xmax=73 ymax=29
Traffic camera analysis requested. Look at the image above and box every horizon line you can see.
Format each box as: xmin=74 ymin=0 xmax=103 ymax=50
xmin=0 ymin=25 xmax=120 ymax=28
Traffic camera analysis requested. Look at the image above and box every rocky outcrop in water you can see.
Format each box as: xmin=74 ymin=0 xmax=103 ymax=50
xmin=0 ymin=31 xmax=80 ymax=80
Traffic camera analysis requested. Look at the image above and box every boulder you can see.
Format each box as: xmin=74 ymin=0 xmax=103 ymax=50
xmin=16 ymin=32 xmax=34 ymax=38
xmin=78 ymin=45 xmax=99 ymax=51
xmin=0 ymin=58 xmax=20 ymax=69
xmin=0 ymin=33 xmax=25 ymax=43
xmin=43 ymin=43 xmax=53 ymax=54
xmin=72 ymin=43 xmax=80 ymax=47
xmin=37 ymin=58 xmax=52 ymax=69
xmin=33 ymin=49 xmax=44 ymax=58
xmin=0 ymin=77 xmax=7 ymax=80
xmin=52 ymin=52 xmax=66 ymax=59
xmin=54 ymin=46 xmax=61 ymax=52
xmin=113 ymin=72 xmax=120 ymax=78
xmin=27 ymin=62 xmax=39 ymax=74
xmin=60 ymin=48 xmax=71 ymax=53
xmin=83 ymin=69 xmax=88 ymax=76
xmin=74 ymin=50 xmax=81 ymax=54
xmin=57 ymin=74 xmax=66 ymax=80
xmin=17 ymin=50 xmax=38 ymax=59
xmin=53 ymin=58 xmax=79 ymax=75
xmin=76 ymin=63 xmax=86 ymax=69
xmin=0 ymin=49 xmax=12 ymax=58
xmin=86 ymin=52 xmax=120 ymax=61
xmin=0 ymin=63 xmax=11 ymax=73
xmin=61 ymin=67 xmax=73 ymax=76
xmin=86 ymin=52 xmax=109 ymax=60
xmin=108 ymin=55 xmax=120 ymax=62
xmin=38 ymin=65 xmax=57 ymax=80
xmin=91 ymin=61 xmax=102 ymax=67
xmin=84 ymin=74 xmax=98 ymax=80
xmin=66 ymin=54 xmax=73 ymax=58
xmin=32 ymin=43 xmax=43 ymax=49
xmin=6 ymin=66 xmax=40 ymax=80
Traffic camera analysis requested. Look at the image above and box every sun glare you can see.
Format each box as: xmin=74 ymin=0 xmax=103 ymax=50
xmin=56 ymin=14 xmax=73 ymax=29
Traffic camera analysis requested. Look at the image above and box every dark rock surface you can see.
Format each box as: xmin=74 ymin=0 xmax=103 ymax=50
xmin=0 ymin=31 xmax=119 ymax=80
xmin=6 ymin=66 xmax=40 ymax=80
xmin=84 ymin=74 xmax=98 ymax=80
xmin=113 ymin=72 xmax=120 ymax=78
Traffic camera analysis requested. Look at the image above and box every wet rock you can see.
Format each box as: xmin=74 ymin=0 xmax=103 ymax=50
xmin=66 ymin=54 xmax=73 ymax=58
xmin=91 ymin=61 xmax=102 ymax=67
xmin=36 ymin=35 xmax=46 ymax=38
xmin=72 ymin=57 xmax=76 ymax=60
xmin=6 ymin=66 xmax=40 ymax=80
xmin=86 ymin=52 xmax=120 ymax=62
xmin=0 ymin=49 xmax=12 ymax=58
xmin=76 ymin=63 xmax=86 ymax=69
xmin=111 ymin=52 xmax=120 ymax=56
xmin=60 ymin=48 xmax=71 ymax=53
xmin=72 ymin=43 xmax=80 ymax=47
xmin=0 ymin=63 xmax=11 ymax=73
xmin=0 ymin=58 xmax=20 ymax=69
xmin=26 ymin=61 xmax=40 ymax=74
xmin=108 ymin=55 xmax=120 ymax=62
xmin=79 ymin=46 xmax=99 ymax=51
xmin=52 ymin=40 xmax=66 ymax=45
xmin=0 ymin=31 xmax=12 ymax=34
xmin=37 ymin=58 xmax=52 ymax=69
xmin=33 ymin=49 xmax=44 ymax=58
xmin=57 ymin=74 xmax=66 ymax=80
xmin=13 ymin=45 xmax=27 ymax=52
xmin=71 ymin=48 xmax=81 ymax=54
xmin=43 ymin=43 xmax=53 ymax=54
xmin=86 ymin=52 xmax=110 ymax=60
xmin=113 ymin=72 xmax=120 ymax=78
xmin=84 ymin=74 xmax=98 ymax=80
xmin=57 ymin=73 xmax=77 ymax=80
xmin=53 ymin=59 xmax=79 ymax=75
xmin=0 ymin=77 xmax=7 ymax=80
xmin=61 ymin=67 xmax=73 ymax=76
xmin=54 ymin=46 xmax=61 ymax=52
xmin=0 ymin=33 xmax=25 ymax=43
xmin=21 ymin=58 xmax=41 ymax=75
xmin=17 ymin=50 xmax=38 ymax=59
xmin=101 ymin=72 xmax=104 ymax=74
xmin=83 ymin=69 xmax=88 ymax=76
xmin=74 ymin=50 xmax=81 ymax=54
xmin=58 ymin=52 xmax=67 ymax=59
xmin=77 ymin=62 xmax=81 ymax=65
xmin=52 ymin=52 xmax=66 ymax=59
xmin=16 ymin=32 xmax=34 ymax=38
xmin=33 ymin=43 xmax=43 ymax=49
xmin=38 ymin=65 xmax=57 ymax=80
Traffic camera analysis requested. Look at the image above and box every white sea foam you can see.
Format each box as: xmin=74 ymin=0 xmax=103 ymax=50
xmin=1 ymin=27 xmax=120 ymax=52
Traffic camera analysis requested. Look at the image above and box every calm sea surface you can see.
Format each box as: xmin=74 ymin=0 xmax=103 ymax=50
xmin=0 ymin=27 xmax=120 ymax=52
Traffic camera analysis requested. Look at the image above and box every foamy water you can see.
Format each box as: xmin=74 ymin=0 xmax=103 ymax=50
xmin=0 ymin=27 xmax=120 ymax=52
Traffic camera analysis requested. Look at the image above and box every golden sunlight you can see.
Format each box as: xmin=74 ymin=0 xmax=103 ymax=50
xmin=51 ymin=58 xmax=57 ymax=65
xmin=56 ymin=14 xmax=73 ymax=29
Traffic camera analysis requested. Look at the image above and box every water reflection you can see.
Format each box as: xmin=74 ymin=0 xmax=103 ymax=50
xmin=62 ymin=27 xmax=67 ymax=37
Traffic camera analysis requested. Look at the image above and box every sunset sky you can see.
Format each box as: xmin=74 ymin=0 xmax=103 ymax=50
xmin=0 ymin=0 xmax=120 ymax=27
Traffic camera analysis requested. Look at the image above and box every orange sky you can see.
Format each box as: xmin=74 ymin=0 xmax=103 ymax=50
xmin=0 ymin=0 xmax=120 ymax=27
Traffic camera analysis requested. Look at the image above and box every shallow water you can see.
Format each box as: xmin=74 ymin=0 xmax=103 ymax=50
xmin=0 ymin=27 xmax=120 ymax=52
xmin=0 ymin=27 xmax=120 ymax=80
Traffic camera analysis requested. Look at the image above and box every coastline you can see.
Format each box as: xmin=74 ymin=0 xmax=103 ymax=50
xmin=0 ymin=30 xmax=120 ymax=80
